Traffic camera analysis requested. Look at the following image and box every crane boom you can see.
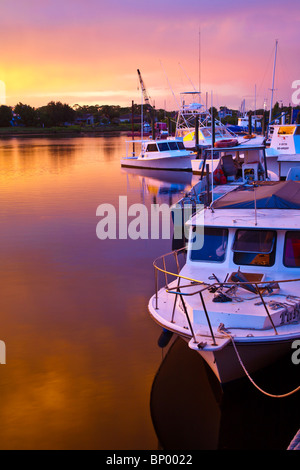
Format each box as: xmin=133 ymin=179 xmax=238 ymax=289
xmin=137 ymin=69 xmax=152 ymax=108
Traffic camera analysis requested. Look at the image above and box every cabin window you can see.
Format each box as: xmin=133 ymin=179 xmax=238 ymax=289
xmin=278 ymin=126 xmax=295 ymax=135
xmin=168 ymin=142 xmax=179 ymax=150
xmin=177 ymin=141 xmax=185 ymax=150
xmin=146 ymin=143 xmax=158 ymax=152
xmin=190 ymin=227 xmax=228 ymax=262
xmin=157 ymin=142 xmax=169 ymax=152
xmin=284 ymin=231 xmax=300 ymax=267
xmin=232 ymin=229 xmax=276 ymax=266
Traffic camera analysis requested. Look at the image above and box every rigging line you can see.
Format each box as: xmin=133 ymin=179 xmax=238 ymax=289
xmin=256 ymin=43 xmax=276 ymax=105
xmin=160 ymin=60 xmax=190 ymax=129
xmin=276 ymin=43 xmax=294 ymax=100
xmin=178 ymin=62 xmax=197 ymax=92
xmin=159 ymin=60 xmax=180 ymax=109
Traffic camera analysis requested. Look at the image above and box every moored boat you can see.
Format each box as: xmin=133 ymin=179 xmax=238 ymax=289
xmin=175 ymin=91 xmax=264 ymax=151
xmin=120 ymin=138 xmax=195 ymax=171
xmin=148 ymin=180 xmax=300 ymax=384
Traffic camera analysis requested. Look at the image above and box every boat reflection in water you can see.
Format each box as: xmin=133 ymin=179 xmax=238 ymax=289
xmin=121 ymin=167 xmax=196 ymax=204
xmin=150 ymin=336 xmax=299 ymax=450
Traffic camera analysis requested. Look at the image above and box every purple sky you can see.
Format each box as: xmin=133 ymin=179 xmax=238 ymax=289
xmin=0 ymin=0 xmax=299 ymax=111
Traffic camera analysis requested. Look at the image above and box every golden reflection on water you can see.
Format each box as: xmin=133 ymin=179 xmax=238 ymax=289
xmin=0 ymin=136 xmax=168 ymax=449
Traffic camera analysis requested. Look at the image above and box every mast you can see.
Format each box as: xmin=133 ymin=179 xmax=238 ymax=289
xmin=198 ymin=27 xmax=201 ymax=94
xmin=269 ymin=39 xmax=278 ymax=125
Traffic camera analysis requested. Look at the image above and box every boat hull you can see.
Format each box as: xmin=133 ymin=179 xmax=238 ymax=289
xmin=190 ymin=336 xmax=296 ymax=384
xmin=120 ymin=155 xmax=193 ymax=171
xmin=148 ymin=293 xmax=299 ymax=385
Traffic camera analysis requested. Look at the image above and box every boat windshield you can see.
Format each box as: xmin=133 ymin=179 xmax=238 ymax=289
xmin=168 ymin=142 xmax=179 ymax=150
xmin=157 ymin=142 xmax=169 ymax=151
xmin=284 ymin=231 xmax=300 ymax=267
xmin=232 ymin=229 xmax=276 ymax=266
xmin=145 ymin=143 xmax=158 ymax=152
xmin=278 ymin=126 xmax=295 ymax=135
xmin=190 ymin=227 xmax=228 ymax=262
xmin=156 ymin=141 xmax=186 ymax=152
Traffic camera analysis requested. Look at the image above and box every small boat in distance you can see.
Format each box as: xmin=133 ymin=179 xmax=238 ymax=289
xmin=120 ymin=138 xmax=194 ymax=171
xmin=148 ymin=180 xmax=300 ymax=384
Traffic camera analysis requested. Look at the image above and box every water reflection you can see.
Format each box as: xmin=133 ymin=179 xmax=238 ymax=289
xmin=0 ymin=135 xmax=185 ymax=449
xmin=0 ymin=137 xmax=77 ymax=177
xmin=3 ymin=135 xmax=296 ymax=450
xmin=122 ymin=167 xmax=193 ymax=205
xmin=150 ymin=337 xmax=300 ymax=450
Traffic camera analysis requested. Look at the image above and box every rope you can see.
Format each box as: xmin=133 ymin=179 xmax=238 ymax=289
xmin=287 ymin=429 xmax=300 ymax=450
xmin=218 ymin=325 xmax=300 ymax=398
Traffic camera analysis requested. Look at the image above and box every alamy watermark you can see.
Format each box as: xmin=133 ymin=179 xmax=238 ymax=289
xmin=0 ymin=80 xmax=6 ymax=105
xmin=0 ymin=340 xmax=6 ymax=364
xmin=291 ymin=80 xmax=300 ymax=105
xmin=291 ymin=340 xmax=300 ymax=365
xmin=96 ymin=196 xmax=204 ymax=249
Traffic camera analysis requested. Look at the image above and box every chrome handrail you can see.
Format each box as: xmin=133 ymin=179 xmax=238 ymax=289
xmin=153 ymin=246 xmax=300 ymax=342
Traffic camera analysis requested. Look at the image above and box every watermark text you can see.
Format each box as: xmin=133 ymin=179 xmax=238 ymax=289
xmin=291 ymin=339 xmax=300 ymax=365
xmin=96 ymin=196 xmax=204 ymax=250
xmin=291 ymin=80 xmax=300 ymax=105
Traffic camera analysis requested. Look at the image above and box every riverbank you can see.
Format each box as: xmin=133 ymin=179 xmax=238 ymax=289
xmin=0 ymin=124 xmax=134 ymax=138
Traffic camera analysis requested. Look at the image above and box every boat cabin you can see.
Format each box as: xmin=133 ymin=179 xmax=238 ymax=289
xmin=125 ymin=138 xmax=192 ymax=160
xmin=191 ymin=142 xmax=270 ymax=189
xmin=266 ymin=124 xmax=300 ymax=178
xmin=268 ymin=124 xmax=300 ymax=155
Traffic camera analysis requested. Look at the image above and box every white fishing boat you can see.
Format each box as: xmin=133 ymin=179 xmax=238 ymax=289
xmin=175 ymin=91 xmax=265 ymax=151
xmin=265 ymin=124 xmax=300 ymax=179
xmin=120 ymin=138 xmax=194 ymax=171
xmin=148 ymin=180 xmax=300 ymax=384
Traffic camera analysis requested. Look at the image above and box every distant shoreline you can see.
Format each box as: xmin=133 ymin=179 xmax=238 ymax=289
xmin=0 ymin=125 xmax=132 ymax=138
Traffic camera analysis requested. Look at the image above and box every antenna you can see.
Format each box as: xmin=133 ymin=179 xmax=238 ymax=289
xmin=269 ymin=39 xmax=278 ymax=125
xmin=198 ymin=27 xmax=201 ymax=94
xmin=210 ymin=90 xmax=214 ymax=205
xmin=254 ymin=185 xmax=257 ymax=225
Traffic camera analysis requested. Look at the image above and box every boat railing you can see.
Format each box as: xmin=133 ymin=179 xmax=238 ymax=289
xmin=153 ymin=246 xmax=300 ymax=345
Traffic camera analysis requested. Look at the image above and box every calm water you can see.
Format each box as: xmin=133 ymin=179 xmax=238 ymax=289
xmin=0 ymin=135 xmax=193 ymax=450
xmin=0 ymin=135 xmax=298 ymax=450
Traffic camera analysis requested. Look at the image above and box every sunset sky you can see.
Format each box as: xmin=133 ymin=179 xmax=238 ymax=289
xmin=0 ymin=0 xmax=299 ymax=112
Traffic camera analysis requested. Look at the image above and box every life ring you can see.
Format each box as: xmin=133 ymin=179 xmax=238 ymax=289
xmin=214 ymin=139 xmax=238 ymax=148
xmin=213 ymin=167 xmax=227 ymax=185
xmin=243 ymin=134 xmax=256 ymax=139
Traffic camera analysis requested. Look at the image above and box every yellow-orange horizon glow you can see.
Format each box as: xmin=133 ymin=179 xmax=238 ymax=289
xmin=0 ymin=0 xmax=299 ymax=112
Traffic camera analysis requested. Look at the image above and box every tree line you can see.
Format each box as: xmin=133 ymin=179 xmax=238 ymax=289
xmin=0 ymin=100 xmax=299 ymax=128
xmin=0 ymin=101 xmax=171 ymax=128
